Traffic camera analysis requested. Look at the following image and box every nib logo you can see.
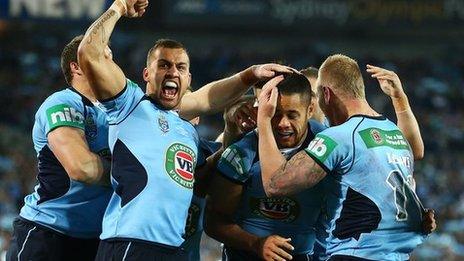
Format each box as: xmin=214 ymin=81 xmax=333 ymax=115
xmin=46 ymin=104 xmax=85 ymax=130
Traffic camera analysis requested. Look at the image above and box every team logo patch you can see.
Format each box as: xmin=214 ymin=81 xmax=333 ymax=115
xmin=305 ymin=134 xmax=338 ymax=162
xmin=359 ymin=128 xmax=410 ymax=150
xmin=165 ymin=143 xmax=196 ymax=189
xmin=220 ymin=145 xmax=246 ymax=176
xmin=370 ymin=129 xmax=383 ymax=144
xmin=46 ymin=104 xmax=84 ymax=130
xmin=158 ymin=115 xmax=169 ymax=133
xmin=184 ymin=203 xmax=201 ymax=238
xmin=250 ymin=197 xmax=300 ymax=222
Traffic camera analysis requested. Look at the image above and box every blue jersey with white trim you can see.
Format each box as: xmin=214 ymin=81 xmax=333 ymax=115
xmin=305 ymin=115 xmax=425 ymax=261
xmin=217 ymin=122 xmax=326 ymax=255
xmin=99 ymin=79 xmax=201 ymax=247
xmin=20 ymin=88 xmax=112 ymax=238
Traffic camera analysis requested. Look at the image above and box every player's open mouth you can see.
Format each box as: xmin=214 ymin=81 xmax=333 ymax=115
xmin=161 ymin=81 xmax=178 ymax=100
xmin=277 ymin=131 xmax=293 ymax=139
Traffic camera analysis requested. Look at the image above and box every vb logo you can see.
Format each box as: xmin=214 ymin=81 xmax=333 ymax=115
xmin=165 ymin=143 xmax=196 ymax=189
xmin=175 ymin=151 xmax=194 ymax=181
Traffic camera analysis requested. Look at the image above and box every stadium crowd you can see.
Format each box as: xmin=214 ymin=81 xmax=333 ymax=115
xmin=0 ymin=24 xmax=463 ymax=260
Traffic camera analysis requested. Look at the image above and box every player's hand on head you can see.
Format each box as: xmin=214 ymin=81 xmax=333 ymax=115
xmin=257 ymin=75 xmax=283 ymax=122
xmin=366 ymin=64 xmax=405 ymax=99
xmin=252 ymin=63 xmax=294 ymax=80
xmin=422 ymin=208 xmax=437 ymax=235
xmin=257 ymin=235 xmax=294 ymax=261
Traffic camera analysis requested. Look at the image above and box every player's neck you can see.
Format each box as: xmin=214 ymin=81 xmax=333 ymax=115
xmin=328 ymin=99 xmax=380 ymax=126
xmin=344 ymin=99 xmax=380 ymax=119
xmin=72 ymin=79 xmax=98 ymax=103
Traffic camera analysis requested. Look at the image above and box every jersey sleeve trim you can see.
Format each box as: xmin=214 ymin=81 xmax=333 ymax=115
xmin=304 ymin=149 xmax=331 ymax=174
xmin=45 ymin=103 xmax=85 ymax=134
xmin=47 ymin=124 xmax=85 ymax=135
xmin=218 ymin=170 xmax=247 ymax=185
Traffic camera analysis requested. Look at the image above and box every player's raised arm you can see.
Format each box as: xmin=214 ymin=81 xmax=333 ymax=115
xmin=179 ymin=63 xmax=292 ymax=120
xmin=257 ymin=76 xmax=326 ymax=197
xmin=48 ymin=127 xmax=110 ymax=185
xmin=78 ymin=0 xmax=148 ymax=100
xmin=367 ymin=64 xmax=424 ymax=160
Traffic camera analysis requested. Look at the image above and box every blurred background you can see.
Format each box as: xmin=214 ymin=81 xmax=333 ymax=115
xmin=0 ymin=0 xmax=463 ymax=260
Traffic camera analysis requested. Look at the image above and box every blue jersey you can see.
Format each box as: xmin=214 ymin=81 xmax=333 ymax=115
xmin=98 ymin=80 xmax=202 ymax=247
xmin=217 ymin=122 xmax=326 ymax=255
xmin=20 ymin=88 xmax=112 ymax=238
xmin=182 ymin=194 xmax=206 ymax=260
xmin=305 ymin=115 xmax=425 ymax=260
xmin=182 ymin=139 xmax=221 ymax=261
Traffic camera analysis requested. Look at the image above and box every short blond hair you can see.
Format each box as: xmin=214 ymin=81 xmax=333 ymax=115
xmin=319 ymin=54 xmax=365 ymax=99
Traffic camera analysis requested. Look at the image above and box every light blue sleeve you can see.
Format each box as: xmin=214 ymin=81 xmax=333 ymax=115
xmin=309 ymin=119 xmax=328 ymax=135
xmin=37 ymin=91 xmax=85 ymax=134
xmin=216 ymin=132 xmax=257 ymax=184
xmin=97 ymin=79 xmax=145 ymax=124
xmin=304 ymin=127 xmax=351 ymax=174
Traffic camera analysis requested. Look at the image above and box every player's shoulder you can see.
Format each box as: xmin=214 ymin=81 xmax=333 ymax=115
xmin=222 ymin=130 xmax=257 ymax=165
xmin=199 ymin=139 xmax=221 ymax=155
xmin=37 ymin=88 xmax=84 ymax=115
xmin=126 ymin=78 xmax=140 ymax=89
xmin=218 ymin=131 xmax=258 ymax=183
xmin=42 ymin=88 xmax=80 ymax=104
xmin=233 ymin=130 xmax=258 ymax=151
xmin=316 ymin=115 xmax=377 ymax=141
xmin=34 ymin=88 xmax=88 ymax=133
xmin=309 ymin=119 xmax=328 ymax=135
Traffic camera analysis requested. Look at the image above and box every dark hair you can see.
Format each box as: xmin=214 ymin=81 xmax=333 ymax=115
xmin=61 ymin=35 xmax=84 ymax=85
xmin=146 ymin=39 xmax=189 ymax=65
xmin=277 ymin=73 xmax=312 ymax=106
xmin=300 ymin=66 xmax=318 ymax=79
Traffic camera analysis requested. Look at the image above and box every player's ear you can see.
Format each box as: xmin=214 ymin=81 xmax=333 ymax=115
xmin=187 ymin=72 xmax=192 ymax=87
xmin=323 ymin=86 xmax=331 ymax=105
xmin=307 ymin=97 xmax=315 ymax=119
xmin=143 ymin=67 xmax=149 ymax=82
xmin=70 ymin=62 xmax=83 ymax=76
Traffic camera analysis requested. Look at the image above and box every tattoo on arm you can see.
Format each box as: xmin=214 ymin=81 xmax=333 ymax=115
xmin=86 ymin=10 xmax=117 ymax=44
xmin=268 ymin=151 xmax=326 ymax=196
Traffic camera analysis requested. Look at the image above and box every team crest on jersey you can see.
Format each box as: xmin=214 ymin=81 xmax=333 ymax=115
xmin=184 ymin=203 xmax=201 ymax=238
xmin=158 ymin=115 xmax=169 ymax=133
xmin=250 ymin=197 xmax=300 ymax=222
xmin=85 ymin=115 xmax=97 ymax=139
xmin=165 ymin=143 xmax=196 ymax=189
xmin=370 ymin=129 xmax=383 ymax=144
